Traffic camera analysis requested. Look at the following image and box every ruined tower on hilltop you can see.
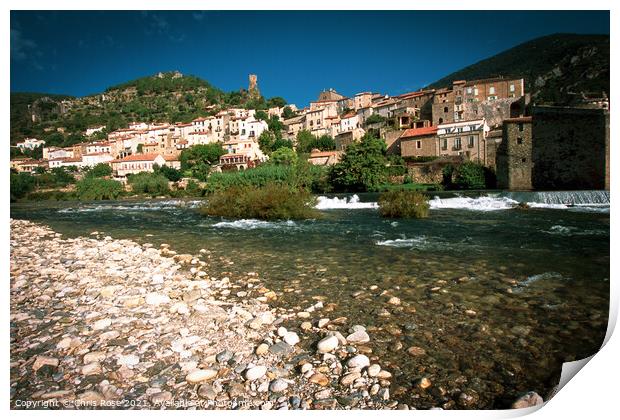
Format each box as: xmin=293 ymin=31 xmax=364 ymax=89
xmin=248 ymin=74 xmax=260 ymax=99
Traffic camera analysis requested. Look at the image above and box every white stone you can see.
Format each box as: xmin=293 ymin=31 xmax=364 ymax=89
xmin=346 ymin=330 xmax=370 ymax=344
xmin=346 ymin=355 xmax=370 ymax=369
xmin=245 ymin=366 xmax=268 ymax=381
xmin=186 ymin=369 xmax=218 ymax=384
xmin=317 ymin=335 xmax=339 ymax=353
xmin=283 ymin=332 xmax=300 ymax=346
xmin=93 ymin=318 xmax=112 ymax=330
xmin=146 ymin=293 xmax=170 ymax=305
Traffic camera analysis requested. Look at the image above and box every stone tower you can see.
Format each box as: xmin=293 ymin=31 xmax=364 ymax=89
xmin=248 ymin=74 xmax=260 ymax=98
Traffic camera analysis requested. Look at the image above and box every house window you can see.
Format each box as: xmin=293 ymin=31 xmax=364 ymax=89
xmin=517 ymin=137 xmax=523 ymax=145
xmin=489 ymin=86 xmax=495 ymax=95
xmin=518 ymin=123 xmax=524 ymax=132
xmin=443 ymin=107 xmax=448 ymax=113
xmin=416 ymin=141 xmax=421 ymax=149
xmin=474 ymin=88 xmax=479 ymax=96
xmin=521 ymin=158 xmax=527 ymax=163
xmin=457 ymin=127 xmax=463 ymax=133
xmin=442 ymin=139 xmax=448 ymax=150
xmin=469 ymin=136 xmax=475 ymax=147
xmin=455 ymin=138 xmax=462 ymax=149
xmin=510 ymin=84 xmax=515 ymax=92
xmin=467 ymin=87 xmax=472 ymax=94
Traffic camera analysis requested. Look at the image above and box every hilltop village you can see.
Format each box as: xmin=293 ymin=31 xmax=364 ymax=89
xmin=10 ymin=74 xmax=610 ymax=191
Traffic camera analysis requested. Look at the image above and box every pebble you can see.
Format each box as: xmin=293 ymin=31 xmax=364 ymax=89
xmin=317 ymin=336 xmax=339 ymax=353
xmin=93 ymin=318 xmax=112 ymax=330
xmin=283 ymin=332 xmax=300 ymax=346
xmin=255 ymin=343 xmax=269 ymax=356
xmin=367 ymin=364 xmax=381 ymax=377
xmin=346 ymin=355 xmax=370 ymax=369
xmin=340 ymin=371 xmax=362 ymax=386
xmin=269 ymin=379 xmax=289 ymax=393
xmin=406 ymin=346 xmax=426 ymax=356
xmin=186 ymin=369 xmax=218 ymax=384
xmin=309 ymin=373 xmax=330 ymax=387
xmin=245 ymin=366 xmax=267 ymax=381
xmin=346 ymin=330 xmax=370 ymax=344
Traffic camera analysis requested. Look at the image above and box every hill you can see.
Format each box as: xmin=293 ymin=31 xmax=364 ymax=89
xmin=10 ymin=71 xmax=287 ymax=147
xmin=427 ymin=33 xmax=609 ymax=104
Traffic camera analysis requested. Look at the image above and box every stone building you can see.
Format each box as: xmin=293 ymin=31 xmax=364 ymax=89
xmin=399 ymin=127 xmax=439 ymax=158
xmin=496 ymin=117 xmax=533 ymax=190
xmin=432 ymin=77 xmax=525 ymax=126
xmin=531 ymin=106 xmax=610 ymax=190
xmin=437 ymin=119 xmax=490 ymax=164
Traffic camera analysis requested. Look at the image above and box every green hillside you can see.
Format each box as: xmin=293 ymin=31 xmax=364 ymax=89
xmin=428 ymin=33 xmax=609 ymax=104
xmin=10 ymin=71 xmax=287 ymax=147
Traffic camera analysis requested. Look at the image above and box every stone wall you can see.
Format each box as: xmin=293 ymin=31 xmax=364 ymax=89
xmin=496 ymin=119 xmax=533 ymax=190
xmin=531 ymin=106 xmax=609 ymax=190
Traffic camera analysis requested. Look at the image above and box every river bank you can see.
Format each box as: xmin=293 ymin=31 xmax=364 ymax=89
xmin=10 ymin=219 xmax=404 ymax=410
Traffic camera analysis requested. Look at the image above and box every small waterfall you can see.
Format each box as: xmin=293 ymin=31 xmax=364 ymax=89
xmin=500 ymin=191 xmax=610 ymax=205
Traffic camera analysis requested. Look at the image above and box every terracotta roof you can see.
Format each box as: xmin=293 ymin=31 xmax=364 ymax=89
xmin=310 ymin=150 xmax=339 ymax=158
xmin=163 ymin=155 xmax=180 ymax=162
xmin=110 ymin=153 xmax=161 ymax=163
xmin=400 ymin=126 xmax=438 ymax=138
xmin=176 ymin=140 xmax=188 ymax=145
xmin=341 ymin=112 xmax=356 ymax=119
xmin=83 ymin=152 xmax=112 ymax=157
xmin=144 ymin=142 xmax=159 ymax=146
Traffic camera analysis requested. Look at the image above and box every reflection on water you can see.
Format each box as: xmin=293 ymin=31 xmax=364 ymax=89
xmin=10 ymin=193 xmax=609 ymax=408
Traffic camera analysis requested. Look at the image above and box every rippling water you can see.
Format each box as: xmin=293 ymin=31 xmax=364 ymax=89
xmin=10 ymin=191 xmax=610 ymax=408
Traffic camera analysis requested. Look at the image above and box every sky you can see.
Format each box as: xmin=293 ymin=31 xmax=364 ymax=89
xmin=10 ymin=10 xmax=609 ymax=107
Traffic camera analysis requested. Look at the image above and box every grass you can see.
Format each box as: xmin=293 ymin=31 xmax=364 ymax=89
xmin=200 ymin=183 xmax=320 ymax=221
xmin=378 ymin=190 xmax=430 ymax=219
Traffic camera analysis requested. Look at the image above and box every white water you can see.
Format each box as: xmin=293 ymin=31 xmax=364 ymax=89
xmin=315 ymin=194 xmax=378 ymax=210
xmin=212 ymin=219 xmax=297 ymax=230
xmin=57 ymin=200 xmax=203 ymax=213
xmin=428 ymin=196 xmax=519 ymax=211
xmin=376 ymin=236 xmax=428 ymax=248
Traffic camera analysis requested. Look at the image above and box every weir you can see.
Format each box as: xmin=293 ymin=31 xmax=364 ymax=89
xmin=499 ymin=191 xmax=610 ymax=205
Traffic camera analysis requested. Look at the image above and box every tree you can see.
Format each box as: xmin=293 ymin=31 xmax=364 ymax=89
xmin=180 ymin=144 xmax=225 ymax=181
xmin=153 ymin=163 xmax=182 ymax=182
xmin=266 ymin=97 xmax=287 ymax=108
xmin=85 ymin=163 xmax=113 ymax=178
xmin=282 ymin=106 xmax=296 ymax=120
xmin=365 ymin=114 xmax=386 ymax=125
xmin=127 ymin=172 xmax=170 ymax=196
xmin=270 ymin=147 xmax=298 ymax=166
xmin=452 ymin=161 xmax=487 ymax=190
xmin=296 ymin=131 xmax=335 ymax=153
xmin=258 ymin=131 xmax=277 ymax=155
xmin=75 ymin=177 xmax=124 ymax=200
xmin=267 ymin=116 xmax=283 ymax=138
xmin=10 ymin=172 xmax=35 ymax=201
xmin=255 ymin=110 xmax=269 ymax=121
xmin=329 ymin=133 xmax=388 ymax=192
xmin=136 ymin=143 xmax=144 ymax=153
xmin=45 ymin=132 xmax=65 ymax=147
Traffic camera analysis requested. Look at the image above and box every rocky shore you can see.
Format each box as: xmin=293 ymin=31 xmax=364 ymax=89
xmin=10 ymin=219 xmax=405 ymax=410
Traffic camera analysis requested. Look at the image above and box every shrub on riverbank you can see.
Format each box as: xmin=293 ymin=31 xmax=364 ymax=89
xmin=378 ymin=190 xmax=430 ymax=218
xmin=127 ymin=172 xmax=170 ymax=196
xmin=75 ymin=177 xmax=124 ymax=200
xmin=10 ymin=172 xmax=36 ymax=201
xmin=205 ymin=161 xmax=329 ymax=194
xmin=201 ymin=183 xmax=320 ymax=220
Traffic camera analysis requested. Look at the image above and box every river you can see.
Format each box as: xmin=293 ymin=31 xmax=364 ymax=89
xmin=10 ymin=190 xmax=610 ymax=408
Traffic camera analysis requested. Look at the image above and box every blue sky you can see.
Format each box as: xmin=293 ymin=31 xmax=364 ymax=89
xmin=10 ymin=10 xmax=609 ymax=107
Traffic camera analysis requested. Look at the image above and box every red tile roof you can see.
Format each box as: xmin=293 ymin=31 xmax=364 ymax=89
xmin=110 ymin=153 xmax=161 ymax=163
xmin=310 ymin=150 xmax=339 ymax=158
xmin=400 ymin=126 xmax=438 ymax=138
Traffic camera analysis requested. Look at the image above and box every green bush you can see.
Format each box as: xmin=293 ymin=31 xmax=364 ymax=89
xmin=378 ymin=190 xmax=430 ymax=218
xmin=85 ymin=163 xmax=113 ymax=178
xmin=127 ymin=172 xmax=170 ymax=196
xmin=453 ymin=162 xmax=487 ymax=190
xmin=10 ymin=172 xmax=36 ymax=201
xmin=26 ymin=190 xmax=76 ymax=201
xmin=270 ymin=147 xmax=298 ymax=166
xmin=153 ymin=163 xmax=183 ymax=182
xmin=329 ymin=133 xmax=388 ymax=192
xmin=206 ymin=160 xmax=329 ymax=194
xmin=76 ymin=177 xmax=124 ymax=200
xmin=201 ymin=183 xmax=320 ymax=221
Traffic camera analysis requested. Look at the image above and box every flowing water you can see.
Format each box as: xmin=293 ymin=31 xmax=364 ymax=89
xmin=10 ymin=191 xmax=610 ymax=408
